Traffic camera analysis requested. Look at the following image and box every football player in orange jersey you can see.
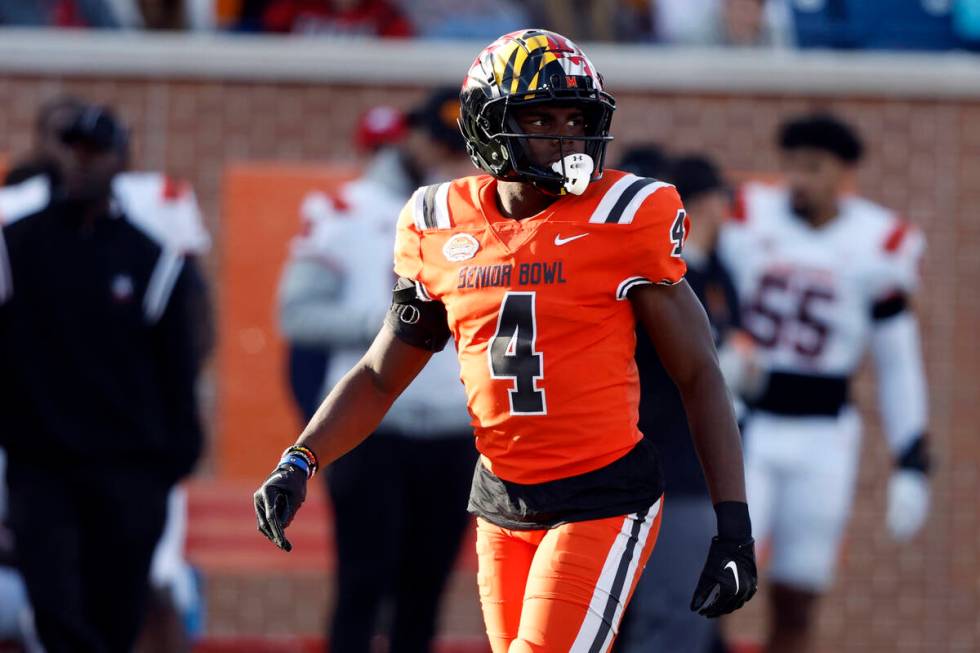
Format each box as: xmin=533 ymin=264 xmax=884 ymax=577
xmin=255 ymin=29 xmax=757 ymax=652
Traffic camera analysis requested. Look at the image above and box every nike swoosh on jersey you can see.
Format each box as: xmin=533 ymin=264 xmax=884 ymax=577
xmin=725 ymin=560 xmax=740 ymax=594
xmin=554 ymin=233 xmax=589 ymax=246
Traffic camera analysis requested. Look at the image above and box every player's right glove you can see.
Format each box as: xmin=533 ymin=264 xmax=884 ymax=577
xmin=253 ymin=446 xmax=317 ymax=552
xmin=690 ymin=501 xmax=758 ymax=618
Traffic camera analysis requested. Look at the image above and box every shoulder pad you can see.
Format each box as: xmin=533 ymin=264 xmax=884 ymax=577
xmin=114 ymin=173 xmax=211 ymax=254
xmin=729 ymin=181 xmax=787 ymax=228
xmin=587 ymin=174 xmax=673 ymax=224
xmin=0 ymin=175 xmax=51 ymax=226
xmin=881 ymin=219 xmax=924 ymax=259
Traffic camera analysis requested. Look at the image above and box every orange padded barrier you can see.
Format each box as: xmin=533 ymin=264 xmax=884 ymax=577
xmin=216 ymin=162 xmax=358 ymax=480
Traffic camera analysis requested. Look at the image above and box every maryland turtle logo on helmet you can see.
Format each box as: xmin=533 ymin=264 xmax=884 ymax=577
xmin=458 ymin=29 xmax=616 ymax=196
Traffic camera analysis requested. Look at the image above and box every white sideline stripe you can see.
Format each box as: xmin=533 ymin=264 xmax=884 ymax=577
xmin=594 ymin=499 xmax=661 ymax=653
xmin=569 ymin=498 xmax=661 ymax=653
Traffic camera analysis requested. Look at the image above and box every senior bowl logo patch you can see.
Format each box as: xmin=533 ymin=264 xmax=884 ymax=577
xmin=443 ymin=233 xmax=480 ymax=262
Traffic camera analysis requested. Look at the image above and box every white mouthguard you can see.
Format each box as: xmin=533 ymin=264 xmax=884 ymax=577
xmin=551 ymin=153 xmax=594 ymax=196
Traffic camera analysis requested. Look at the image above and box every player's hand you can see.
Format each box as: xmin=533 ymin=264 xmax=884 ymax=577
xmin=253 ymin=462 xmax=308 ymax=552
xmin=690 ymin=536 xmax=758 ymax=618
xmin=886 ymin=469 xmax=930 ymax=541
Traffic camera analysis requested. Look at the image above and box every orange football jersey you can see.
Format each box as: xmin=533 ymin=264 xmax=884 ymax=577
xmin=394 ymin=170 xmax=688 ymax=485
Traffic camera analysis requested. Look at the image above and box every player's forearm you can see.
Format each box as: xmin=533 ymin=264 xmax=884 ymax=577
xmin=630 ymin=282 xmax=748 ymax=505
xmin=293 ymin=326 xmax=435 ymax=466
xmin=295 ymin=361 xmax=399 ymax=466
xmin=871 ymin=311 xmax=929 ymax=460
xmin=677 ymin=363 xmax=747 ymax=505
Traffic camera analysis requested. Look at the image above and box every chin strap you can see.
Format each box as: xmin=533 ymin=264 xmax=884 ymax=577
xmin=550 ymin=153 xmax=594 ymax=195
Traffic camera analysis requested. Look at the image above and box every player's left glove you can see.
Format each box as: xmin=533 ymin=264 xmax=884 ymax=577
xmin=691 ymin=501 xmax=758 ymax=618
xmin=886 ymin=437 xmax=931 ymax=542
xmin=253 ymin=446 xmax=318 ymax=552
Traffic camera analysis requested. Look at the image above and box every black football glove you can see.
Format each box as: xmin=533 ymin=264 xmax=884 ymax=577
xmin=690 ymin=536 xmax=758 ymax=617
xmin=253 ymin=462 xmax=308 ymax=552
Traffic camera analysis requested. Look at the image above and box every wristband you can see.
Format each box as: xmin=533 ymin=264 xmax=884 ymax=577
xmin=280 ymin=453 xmax=310 ymax=477
xmin=280 ymin=445 xmax=319 ymax=478
xmin=896 ymin=435 xmax=931 ymax=474
xmin=714 ymin=501 xmax=752 ymax=541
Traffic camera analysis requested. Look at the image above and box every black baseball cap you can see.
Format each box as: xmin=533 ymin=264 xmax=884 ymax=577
xmin=669 ymin=155 xmax=727 ymax=203
xmin=59 ymin=104 xmax=129 ymax=154
xmin=407 ymin=87 xmax=465 ymax=153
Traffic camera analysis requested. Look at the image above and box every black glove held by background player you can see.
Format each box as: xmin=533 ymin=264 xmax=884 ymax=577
xmin=690 ymin=501 xmax=758 ymax=617
xmin=253 ymin=462 xmax=307 ymax=552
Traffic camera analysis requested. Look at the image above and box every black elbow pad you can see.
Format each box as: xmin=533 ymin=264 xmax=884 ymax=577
xmin=385 ymin=277 xmax=452 ymax=352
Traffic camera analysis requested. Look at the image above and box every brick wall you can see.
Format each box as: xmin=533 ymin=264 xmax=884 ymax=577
xmin=0 ymin=73 xmax=977 ymax=652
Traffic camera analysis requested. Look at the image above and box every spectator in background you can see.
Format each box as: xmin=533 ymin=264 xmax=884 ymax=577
xmin=5 ymin=94 xmax=214 ymax=368
xmin=0 ymin=0 xmax=214 ymax=29
xmin=529 ymin=0 xmax=655 ymax=42
xmin=252 ymin=0 xmax=412 ymax=36
xmin=3 ymin=96 xmax=211 ymax=653
xmin=790 ymin=0 xmax=962 ymax=50
xmin=654 ymin=0 xmax=793 ymax=46
xmin=395 ymin=0 xmax=529 ymax=40
xmin=616 ymin=150 xmax=758 ymax=653
xmin=0 ymin=104 xmax=206 ymax=653
xmin=0 ymin=0 xmax=121 ymax=27
xmin=284 ymin=104 xmax=407 ymax=421
xmin=954 ymin=0 xmax=980 ymax=45
xmin=276 ymin=88 xmax=475 ymax=653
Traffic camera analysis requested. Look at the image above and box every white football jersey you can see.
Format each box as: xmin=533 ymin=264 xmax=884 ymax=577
xmin=719 ymin=182 xmax=924 ymax=377
xmin=287 ymin=172 xmax=472 ymax=437
xmin=112 ymin=172 xmax=211 ymax=255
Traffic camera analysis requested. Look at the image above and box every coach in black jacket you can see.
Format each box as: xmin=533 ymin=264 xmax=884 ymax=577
xmin=0 ymin=105 xmax=204 ymax=653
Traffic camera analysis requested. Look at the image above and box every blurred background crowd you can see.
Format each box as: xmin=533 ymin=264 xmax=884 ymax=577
xmin=3 ymin=0 xmax=980 ymax=50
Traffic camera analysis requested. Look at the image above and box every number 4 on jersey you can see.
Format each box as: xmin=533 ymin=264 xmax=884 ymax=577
xmin=488 ymin=292 xmax=547 ymax=415
xmin=670 ymin=209 xmax=687 ymax=257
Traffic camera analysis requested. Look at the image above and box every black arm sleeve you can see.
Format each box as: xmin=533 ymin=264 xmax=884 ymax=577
xmin=384 ymin=277 xmax=452 ymax=352
xmin=871 ymin=291 xmax=909 ymax=321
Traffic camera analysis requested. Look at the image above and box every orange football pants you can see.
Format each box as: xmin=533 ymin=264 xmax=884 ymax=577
xmin=475 ymin=498 xmax=662 ymax=653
